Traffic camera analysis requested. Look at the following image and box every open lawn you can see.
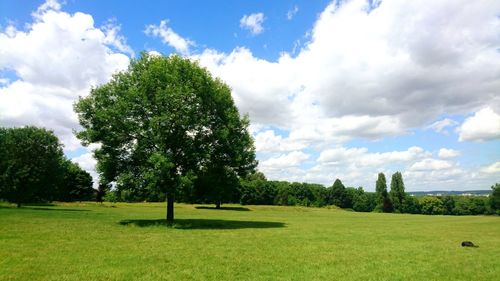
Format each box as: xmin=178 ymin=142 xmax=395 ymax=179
xmin=1 ymin=202 xmax=499 ymax=281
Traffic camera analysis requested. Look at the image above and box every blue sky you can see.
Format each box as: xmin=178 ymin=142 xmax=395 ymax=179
xmin=1 ymin=0 xmax=499 ymax=191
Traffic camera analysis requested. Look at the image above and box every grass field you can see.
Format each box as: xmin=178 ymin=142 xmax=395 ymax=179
xmin=1 ymin=202 xmax=499 ymax=281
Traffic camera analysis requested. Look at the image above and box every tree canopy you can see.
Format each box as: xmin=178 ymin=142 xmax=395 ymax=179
xmin=491 ymin=183 xmax=500 ymax=214
xmin=74 ymin=53 xmax=256 ymax=223
xmin=375 ymin=172 xmax=393 ymax=212
xmin=390 ymin=171 xmax=406 ymax=212
xmin=0 ymin=127 xmax=64 ymax=207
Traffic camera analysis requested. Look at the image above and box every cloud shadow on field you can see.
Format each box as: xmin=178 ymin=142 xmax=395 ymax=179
xmin=195 ymin=206 xmax=251 ymax=211
xmin=119 ymin=218 xmax=285 ymax=229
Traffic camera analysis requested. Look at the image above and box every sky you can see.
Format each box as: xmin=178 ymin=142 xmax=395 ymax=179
xmin=0 ymin=0 xmax=499 ymax=191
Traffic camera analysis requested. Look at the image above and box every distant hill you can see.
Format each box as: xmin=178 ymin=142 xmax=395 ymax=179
xmin=408 ymin=190 xmax=491 ymax=197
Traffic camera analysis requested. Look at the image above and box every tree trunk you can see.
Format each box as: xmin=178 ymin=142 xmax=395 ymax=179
xmin=216 ymin=201 xmax=221 ymax=209
xmin=166 ymin=194 xmax=174 ymax=225
xmin=17 ymin=202 xmax=21 ymax=208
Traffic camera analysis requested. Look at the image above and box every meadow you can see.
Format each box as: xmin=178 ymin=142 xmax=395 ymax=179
xmin=0 ymin=202 xmax=499 ymax=281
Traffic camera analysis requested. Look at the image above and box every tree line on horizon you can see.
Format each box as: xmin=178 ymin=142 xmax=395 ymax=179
xmin=105 ymin=169 xmax=500 ymax=216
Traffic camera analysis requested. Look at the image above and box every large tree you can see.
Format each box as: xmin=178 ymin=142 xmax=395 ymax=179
xmin=0 ymin=126 xmax=64 ymax=207
xmin=375 ymin=172 xmax=392 ymax=212
xmin=74 ymin=53 xmax=256 ymax=224
xmin=389 ymin=171 xmax=406 ymax=213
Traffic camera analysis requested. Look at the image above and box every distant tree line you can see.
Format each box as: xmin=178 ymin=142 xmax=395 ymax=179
xmin=0 ymin=126 xmax=95 ymax=207
xmin=106 ymin=168 xmax=500 ymax=216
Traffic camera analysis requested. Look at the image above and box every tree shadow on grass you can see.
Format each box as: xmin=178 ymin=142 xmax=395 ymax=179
xmin=25 ymin=207 xmax=90 ymax=212
xmin=0 ymin=206 xmax=90 ymax=212
xmin=195 ymin=206 xmax=251 ymax=211
xmin=119 ymin=218 xmax=285 ymax=229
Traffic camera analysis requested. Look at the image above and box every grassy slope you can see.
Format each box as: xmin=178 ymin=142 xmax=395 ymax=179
xmin=0 ymin=202 xmax=499 ymax=281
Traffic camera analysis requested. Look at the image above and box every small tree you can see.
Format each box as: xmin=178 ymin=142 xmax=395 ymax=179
xmin=389 ymin=172 xmax=406 ymax=213
xmin=490 ymin=183 xmax=500 ymax=214
xmin=0 ymin=127 xmax=64 ymax=207
xmin=375 ymin=173 xmax=393 ymax=212
xmin=328 ymin=178 xmax=347 ymax=208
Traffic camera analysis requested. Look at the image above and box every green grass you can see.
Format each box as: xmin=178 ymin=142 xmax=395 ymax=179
xmin=1 ymin=202 xmax=499 ymax=281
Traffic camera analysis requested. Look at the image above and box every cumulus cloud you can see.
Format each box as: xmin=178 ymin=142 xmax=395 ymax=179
xmin=438 ymin=148 xmax=461 ymax=159
xmin=260 ymin=151 xmax=310 ymax=169
xmin=189 ymin=0 xmax=500 ymax=190
xmin=240 ymin=13 xmax=265 ymax=35
xmin=145 ymin=20 xmax=194 ymax=55
xmin=480 ymin=161 xmax=500 ymax=174
xmin=287 ymin=5 xmax=299 ymax=20
xmin=317 ymin=146 xmax=430 ymax=168
xmin=196 ymin=0 xmax=500 ymax=135
xmin=457 ymin=107 xmax=500 ymax=141
xmin=409 ymin=159 xmax=454 ymax=171
xmin=254 ymin=130 xmax=306 ymax=153
xmin=0 ymin=0 xmax=131 ymax=183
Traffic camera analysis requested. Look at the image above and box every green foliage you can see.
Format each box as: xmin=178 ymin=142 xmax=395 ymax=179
xmin=389 ymin=172 xmax=406 ymax=212
xmin=74 ymin=53 xmax=256 ymax=222
xmin=55 ymin=160 xmax=94 ymax=202
xmin=193 ymin=166 xmax=240 ymax=208
xmin=328 ymin=178 xmax=349 ymax=208
xmin=401 ymin=195 xmax=421 ymax=214
xmin=375 ymin=172 xmax=393 ymax=212
xmin=239 ymin=172 xmax=277 ymax=205
xmin=453 ymin=196 xmax=474 ymax=215
xmin=0 ymin=126 xmax=65 ymax=206
xmin=452 ymin=196 xmax=490 ymax=215
xmin=490 ymin=183 xmax=500 ymax=212
xmin=419 ymin=196 xmax=444 ymax=215
xmin=273 ymin=181 xmax=326 ymax=207
xmin=440 ymin=196 xmax=455 ymax=215
xmin=352 ymin=189 xmax=377 ymax=212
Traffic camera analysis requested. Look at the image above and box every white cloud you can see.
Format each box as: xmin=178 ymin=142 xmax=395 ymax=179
xmin=240 ymin=13 xmax=265 ymax=35
xmin=145 ymin=20 xmax=194 ymax=55
xmin=480 ymin=161 xmax=500 ymax=174
xmin=197 ymin=0 xmax=500 ymax=134
xmin=409 ymin=159 xmax=454 ymax=171
xmin=427 ymin=118 xmax=458 ymax=133
xmin=457 ymin=107 xmax=500 ymax=142
xmin=438 ymin=148 xmax=461 ymax=159
xmin=287 ymin=5 xmax=299 ymax=20
xmin=317 ymin=146 xmax=430 ymax=168
xmin=260 ymin=151 xmax=310 ymax=169
xmin=254 ymin=130 xmax=306 ymax=152
xmin=0 ymin=1 xmax=130 ymax=152
xmin=191 ymin=0 xmax=500 ymax=190
xmin=102 ymin=20 xmax=135 ymax=57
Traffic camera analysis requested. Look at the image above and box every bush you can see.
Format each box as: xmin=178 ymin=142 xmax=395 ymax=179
xmin=401 ymin=196 xmax=421 ymax=214
xmin=419 ymin=196 xmax=444 ymax=215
